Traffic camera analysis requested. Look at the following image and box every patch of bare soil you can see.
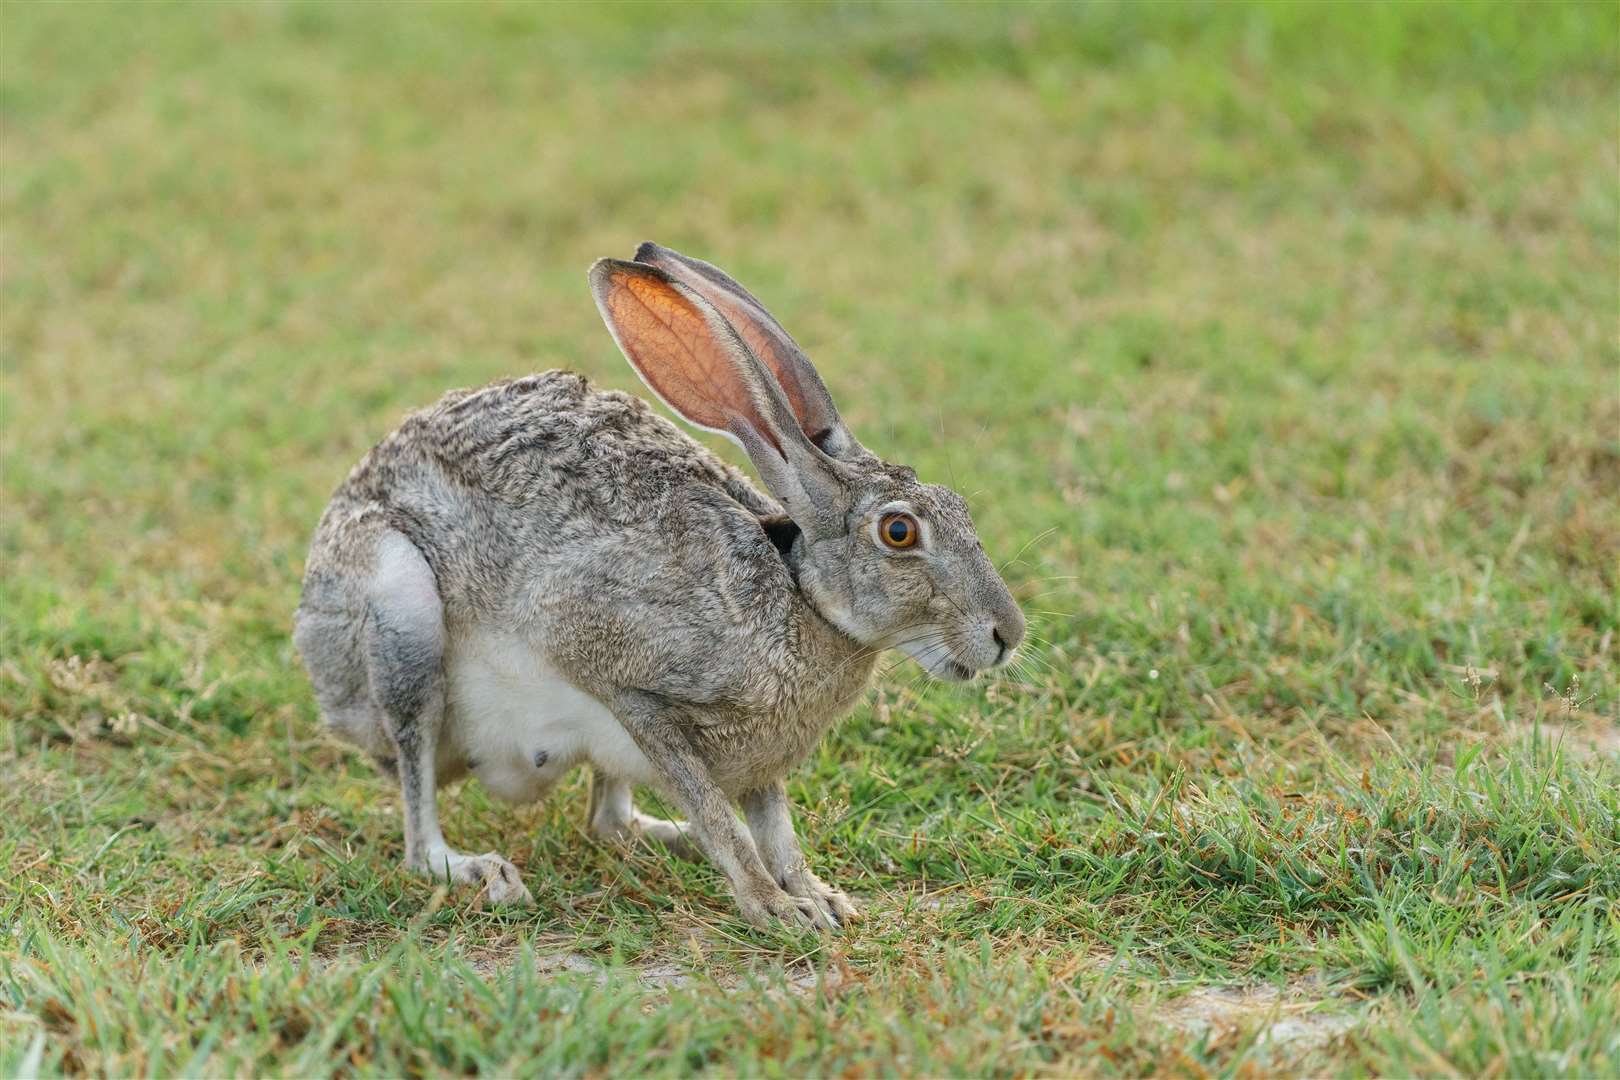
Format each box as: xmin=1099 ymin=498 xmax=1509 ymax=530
xmin=1510 ymin=713 xmax=1620 ymax=759
xmin=523 ymin=951 xmax=839 ymax=997
xmin=1155 ymin=983 xmax=1362 ymax=1054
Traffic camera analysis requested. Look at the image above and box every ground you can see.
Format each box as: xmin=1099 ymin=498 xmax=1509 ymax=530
xmin=2 ymin=3 xmax=1617 ymax=1076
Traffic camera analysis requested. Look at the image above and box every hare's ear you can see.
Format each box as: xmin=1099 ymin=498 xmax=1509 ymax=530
xmin=589 ymin=258 xmax=845 ymax=523
xmin=632 ymin=243 xmax=864 ymax=461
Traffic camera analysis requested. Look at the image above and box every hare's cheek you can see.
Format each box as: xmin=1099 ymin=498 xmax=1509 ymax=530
xmin=878 ymin=562 xmax=933 ymax=610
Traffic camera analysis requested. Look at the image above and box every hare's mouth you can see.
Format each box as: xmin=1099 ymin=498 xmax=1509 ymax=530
xmin=896 ymin=633 xmax=981 ymax=682
xmin=907 ymin=643 xmax=978 ymax=682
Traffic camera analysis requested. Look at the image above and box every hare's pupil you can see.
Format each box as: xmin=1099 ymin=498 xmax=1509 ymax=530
xmin=888 ymin=520 xmax=909 ymax=543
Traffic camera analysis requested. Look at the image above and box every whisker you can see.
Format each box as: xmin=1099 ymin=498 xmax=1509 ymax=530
xmin=998 ymin=527 xmax=1059 ymax=574
xmin=794 ymin=621 xmax=948 ymax=704
xmin=1009 ymin=650 xmax=1055 ymax=677
xmin=871 ymin=631 xmax=951 ymax=681
xmin=936 ymin=589 xmax=972 ymax=623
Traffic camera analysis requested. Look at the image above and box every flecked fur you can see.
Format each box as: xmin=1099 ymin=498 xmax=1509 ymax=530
xmin=293 ymin=246 xmax=1024 ymax=927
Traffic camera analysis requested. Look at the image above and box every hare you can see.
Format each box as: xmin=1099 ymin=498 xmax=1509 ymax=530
xmin=292 ymin=243 xmax=1024 ymax=928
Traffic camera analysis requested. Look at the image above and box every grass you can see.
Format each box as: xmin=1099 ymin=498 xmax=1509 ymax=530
xmin=2 ymin=1 xmax=1617 ymax=1075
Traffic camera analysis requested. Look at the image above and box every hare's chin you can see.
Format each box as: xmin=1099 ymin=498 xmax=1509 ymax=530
xmin=897 ymin=638 xmax=979 ymax=682
xmin=922 ymin=655 xmax=977 ymax=683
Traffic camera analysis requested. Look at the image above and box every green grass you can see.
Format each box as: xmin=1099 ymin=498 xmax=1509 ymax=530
xmin=3 ymin=1 xmax=1617 ymax=1075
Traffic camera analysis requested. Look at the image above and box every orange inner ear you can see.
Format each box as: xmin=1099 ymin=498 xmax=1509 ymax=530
xmin=634 ymin=249 xmax=827 ymax=443
xmin=701 ymin=292 xmax=817 ymax=429
xmin=601 ymin=269 xmax=774 ymax=449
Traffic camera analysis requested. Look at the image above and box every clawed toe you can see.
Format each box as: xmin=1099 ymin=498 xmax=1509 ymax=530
xmin=778 ymin=872 xmax=858 ymax=928
xmin=471 ymin=853 xmax=534 ymax=907
xmin=413 ymin=849 xmax=533 ymax=907
xmin=740 ymin=884 xmax=844 ymax=932
xmin=789 ymin=891 xmax=833 ymax=929
xmin=823 ymin=888 xmax=859 ymax=923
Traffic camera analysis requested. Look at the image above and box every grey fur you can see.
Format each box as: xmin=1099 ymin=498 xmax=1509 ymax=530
xmin=293 ymin=245 xmax=1024 ymax=927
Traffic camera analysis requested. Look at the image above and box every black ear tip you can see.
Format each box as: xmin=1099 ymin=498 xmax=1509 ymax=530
xmin=634 ymin=241 xmax=667 ymax=263
xmin=588 ymin=257 xmax=673 ymax=292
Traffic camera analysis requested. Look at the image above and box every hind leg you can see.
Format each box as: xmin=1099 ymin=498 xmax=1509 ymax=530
xmin=366 ymin=531 xmax=532 ymax=906
xmin=588 ymin=768 xmax=698 ymax=859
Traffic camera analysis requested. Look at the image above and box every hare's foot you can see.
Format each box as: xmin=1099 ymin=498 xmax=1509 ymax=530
xmin=779 ymin=868 xmax=859 ymax=925
xmin=413 ymin=847 xmax=533 ymax=906
xmin=589 ymin=771 xmax=699 ymax=859
xmin=735 ymin=879 xmax=838 ymax=931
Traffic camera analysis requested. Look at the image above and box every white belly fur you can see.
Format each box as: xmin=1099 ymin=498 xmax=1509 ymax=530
xmin=443 ymin=625 xmax=657 ymax=803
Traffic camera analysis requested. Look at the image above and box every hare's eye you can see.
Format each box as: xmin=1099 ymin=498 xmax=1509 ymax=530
xmin=879 ymin=512 xmax=919 ymax=550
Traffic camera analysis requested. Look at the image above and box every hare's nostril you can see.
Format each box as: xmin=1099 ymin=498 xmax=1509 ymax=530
xmin=992 ymin=627 xmax=1008 ymax=661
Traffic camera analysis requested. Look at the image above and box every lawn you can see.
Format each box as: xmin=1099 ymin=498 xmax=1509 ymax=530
xmin=2 ymin=2 xmax=1617 ymax=1075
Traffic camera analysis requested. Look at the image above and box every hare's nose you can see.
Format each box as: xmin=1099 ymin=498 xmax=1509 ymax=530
xmin=988 ymin=605 xmax=1025 ymax=665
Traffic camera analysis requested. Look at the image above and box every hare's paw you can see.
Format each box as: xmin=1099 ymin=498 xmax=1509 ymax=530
xmin=415 ymin=849 xmax=534 ymax=907
xmin=781 ymin=870 xmax=859 ymax=927
xmin=466 ymin=852 xmax=534 ymax=908
xmin=736 ymin=881 xmax=838 ymax=932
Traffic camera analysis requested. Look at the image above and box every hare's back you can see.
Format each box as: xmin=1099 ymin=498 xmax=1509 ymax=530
xmin=407 ymin=371 xmax=776 ymax=518
xmin=322 ymin=371 xmax=775 ymax=547
xmin=315 ymin=371 xmax=785 ymax=621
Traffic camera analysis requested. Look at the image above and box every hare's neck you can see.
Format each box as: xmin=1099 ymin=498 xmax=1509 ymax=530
xmin=779 ymin=532 xmax=878 ymax=710
xmin=783 ymin=532 xmax=862 ymax=646
xmin=794 ymin=602 xmax=879 ymax=715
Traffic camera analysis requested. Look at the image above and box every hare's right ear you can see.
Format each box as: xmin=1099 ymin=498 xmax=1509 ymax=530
xmin=589 ymin=258 xmax=846 ymax=526
xmin=632 ymin=243 xmax=865 ymax=462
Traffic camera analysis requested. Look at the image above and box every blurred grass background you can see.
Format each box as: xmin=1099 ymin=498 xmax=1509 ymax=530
xmin=2 ymin=2 xmax=1617 ymax=1076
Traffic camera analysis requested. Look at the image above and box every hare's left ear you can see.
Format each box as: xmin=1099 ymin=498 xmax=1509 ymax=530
xmin=588 ymin=258 xmax=847 ymax=528
xmin=633 ymin=242 xmax=866 ymax=462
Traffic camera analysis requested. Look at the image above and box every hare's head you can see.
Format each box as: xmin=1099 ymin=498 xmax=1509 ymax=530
xmin=590 ymin=244 xmax=1024 ymax=681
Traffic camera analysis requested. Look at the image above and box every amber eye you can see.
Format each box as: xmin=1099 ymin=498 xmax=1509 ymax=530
xmin=879 ymin=512 xmax=919 ymax=550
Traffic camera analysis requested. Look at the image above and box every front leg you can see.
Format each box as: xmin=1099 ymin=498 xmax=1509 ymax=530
xmin=609 ymin=691 xmax=836 ymax=930
xmin=741 ymin=779 xmax=858 ymax=926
